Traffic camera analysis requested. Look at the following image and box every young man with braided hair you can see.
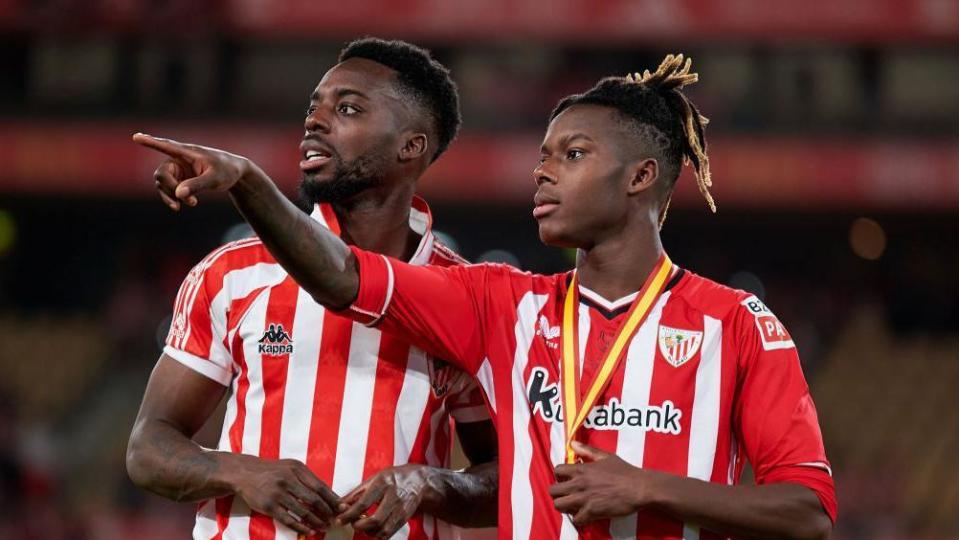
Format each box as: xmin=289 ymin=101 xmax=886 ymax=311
xmin=134 ymin=54 xmax=836 ymax=539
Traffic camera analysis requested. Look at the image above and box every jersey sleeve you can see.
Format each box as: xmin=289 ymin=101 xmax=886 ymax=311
xmin=732 ymin=296 xmax=837 ymax=523
xmin=344 ymin=246 xmax=490 ymax=374
xmin=163 ymin=261 xmax=234 ymax=386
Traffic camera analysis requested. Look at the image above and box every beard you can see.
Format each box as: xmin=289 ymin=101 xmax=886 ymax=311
xmin=298 ymin=151 xmax=390 ymax=206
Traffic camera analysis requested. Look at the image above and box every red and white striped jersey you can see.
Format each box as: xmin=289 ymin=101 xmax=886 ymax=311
xmin=345 ymin=249 xmax=837 ymax=540
xmin=164 ymin=197 xmax=489 ymax=540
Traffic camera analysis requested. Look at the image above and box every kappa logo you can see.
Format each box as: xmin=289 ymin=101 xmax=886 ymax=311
xmin=535 ymin=315 xmax=560 ymax=349
xmin=169 ymin=313 xmax=187 ymax=339
xmin=657 ymin=326 xmax=703 ymax=367
xmin=525 ymin=367 xmax=683 ymax=434
xmin=741 ymin=296 xmax=795 ymax=351
xmin=258 ymin=323 xmax=294 ymax=356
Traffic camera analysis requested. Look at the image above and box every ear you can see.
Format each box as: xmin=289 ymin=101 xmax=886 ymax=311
xmin=626 ymin=158 xmax=659 ymax=196
xmin=398 ymin=132 xmax=429 ymax=163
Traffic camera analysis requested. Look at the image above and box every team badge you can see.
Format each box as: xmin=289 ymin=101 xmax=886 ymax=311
xmin=657 ymin=326 xmax=703 ymax=367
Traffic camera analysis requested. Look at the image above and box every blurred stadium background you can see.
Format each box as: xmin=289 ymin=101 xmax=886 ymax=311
xmin=1 ymin=1 xmax=958 ymax=538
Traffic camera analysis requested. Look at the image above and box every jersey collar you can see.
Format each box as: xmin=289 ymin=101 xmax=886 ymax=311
xmin=309 ymin=195 xmax=435 ymax=266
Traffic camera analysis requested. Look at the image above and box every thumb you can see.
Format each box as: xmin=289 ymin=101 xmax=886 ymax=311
xmin=571 ymin=441 xmax=611 ymax=462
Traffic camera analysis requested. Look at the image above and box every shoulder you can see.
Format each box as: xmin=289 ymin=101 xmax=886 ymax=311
xmin=669 ymin=269 xmax=754 ymax=320
xmin=185 ymin=237 xmax=285 ymax=294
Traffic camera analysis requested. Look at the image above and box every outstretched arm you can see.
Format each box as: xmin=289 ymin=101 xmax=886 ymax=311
xmin=133 ymin=133 xmax=359 ymax=309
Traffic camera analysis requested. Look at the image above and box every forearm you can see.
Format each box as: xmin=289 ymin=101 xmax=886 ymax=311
xmin=419 ymin=461 xmax=498 ymax=527
xmin=645 ymin=472 xmax=831 ymax=540
xmin=126 ymin=419 xmax=239 ymax=502
xmin=229 ymin=162 xmax=358 ymax=309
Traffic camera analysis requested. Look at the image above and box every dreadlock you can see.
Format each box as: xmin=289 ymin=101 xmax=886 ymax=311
xmin=550 ymin=54 xmax=715 ymax=227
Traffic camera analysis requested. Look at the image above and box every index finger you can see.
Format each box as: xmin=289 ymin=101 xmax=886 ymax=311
xmin=132 ymin=133 xmax=198 ymax=163
xmin=337 ymin=484 xmax=384 ymax=524
xmin=553 ymin=463 xmax=582 ymax=480
xmin=292 ymin=466 xmax=341 ymax=508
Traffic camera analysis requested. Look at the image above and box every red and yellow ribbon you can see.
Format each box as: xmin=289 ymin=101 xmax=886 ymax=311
xmin=561 ymin=254 xmax=673 ymax=463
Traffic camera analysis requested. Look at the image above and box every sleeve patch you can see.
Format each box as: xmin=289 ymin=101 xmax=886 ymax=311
xmin=741 ymin=295 xmax=795 ymax=351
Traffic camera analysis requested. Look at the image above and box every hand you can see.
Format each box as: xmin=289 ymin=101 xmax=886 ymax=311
xmin=222 ymin=454 xmax=341 ymax=536
xmin=132 ymin=133 xmax=251 ymax=211
xmin=336 ymin=464 xmax=434 ymax=538
xmin=549 ymin=441 xmax=655 ymax=526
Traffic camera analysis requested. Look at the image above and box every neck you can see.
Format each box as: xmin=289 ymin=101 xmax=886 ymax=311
xmin=575 ymin=218 xmax=664 ymax=302
xmin=328 ymin=183 xmax=420 ymax=261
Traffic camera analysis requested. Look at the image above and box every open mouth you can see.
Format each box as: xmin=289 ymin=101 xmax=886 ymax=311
xmin=299 ymin=149 xmax=333 ymax=171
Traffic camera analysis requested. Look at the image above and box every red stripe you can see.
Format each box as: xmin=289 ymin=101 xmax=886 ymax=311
xmin=361 ymin=335 xmax=410 ymax=478
xmin=228 ymin=332 xmax=250 ymax=453
xmin=212 ymin=495 xmax=233 ymax=540
xmin=319 ymin=204 xmax=342 ymax=237
xmin=305 ymin=314 xmax=353 ymax=482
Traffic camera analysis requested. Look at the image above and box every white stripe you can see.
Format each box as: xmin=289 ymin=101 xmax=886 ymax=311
xmin=796 ymin=461 xmax=833 ymax=476
xmin=218 ymin=370 xmax=240 ymax=451
xmin=509 ymin=293 xmax=549 ymax=540
xmin=331 ymin=323 xmax=382 ymax=495
xmin=278 ymin=289 xmax=325 ymax=462
xmin=217 ymin=497 xmax=251 ymax=540
xmin=382 ymin=255 xmax=395 ymax=315
xmin=682 ymin=315 xmax=723 ymax=540
xmin=475 ymin=358 xmax=496 ymax=415
xmin=393 ymin=347 xmax=431 ymax=465
xmin=578 ymin=285 xmax=639 ymax=311
xmin=547 ymin=366 xmax=579 ymax=540
xmin=425 ymin=397 xmax=449 ymax=467
xmin=192 ymin=501 xmax=219 ymax=539
xmin=577 ymin=303 xmax=590 ymax=375
xmin=609 ymin=292 xmax=670 ymax=540
xmin=239 ymin=296 xmax=269 ymax=456
xmin=179 ymin=239 xmax=262 ymax=350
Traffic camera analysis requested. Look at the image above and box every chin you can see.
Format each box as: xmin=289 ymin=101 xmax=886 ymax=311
xmin=537 ymin=223 xmax=575 ymax=248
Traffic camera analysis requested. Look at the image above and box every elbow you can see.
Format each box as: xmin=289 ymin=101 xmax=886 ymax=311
xmin=795 ymin=511 xmax=832 ymax=540
xmin=125 ymin=431 xmax=156 ymax=490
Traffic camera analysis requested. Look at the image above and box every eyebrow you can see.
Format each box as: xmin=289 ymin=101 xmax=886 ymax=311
xmin=541 ymin=132 xmax=595 ymax=153
xmin=310 ymin=87 xmax=371 ymax=102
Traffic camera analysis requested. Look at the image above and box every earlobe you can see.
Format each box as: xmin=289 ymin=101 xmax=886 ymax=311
xmin=399 ymin=133 xmax=429 ymax=162
xmin=627 ymin=158 xmax=659 ymax=195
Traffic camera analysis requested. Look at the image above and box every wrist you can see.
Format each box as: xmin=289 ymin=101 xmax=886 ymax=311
xmin=418 ymin=466 xmax=450 ymax=514
xmin=207 ymin=451 xmax=249 ymax=495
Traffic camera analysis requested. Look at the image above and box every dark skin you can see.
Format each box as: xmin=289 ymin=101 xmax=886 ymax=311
xmin=128 ymin=58 xmax=498 ymax=539
xmin=131 ymin=102 xmax=830 ymax=539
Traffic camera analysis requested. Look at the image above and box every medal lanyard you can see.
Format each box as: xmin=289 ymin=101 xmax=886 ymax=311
xmin=561 ymin=254 xmax=673 ymax=463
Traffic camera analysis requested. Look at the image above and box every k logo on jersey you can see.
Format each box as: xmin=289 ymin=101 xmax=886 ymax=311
xmin=258 ymin=323 xmax=293 ymax=356
xmin=658 ymin=326 xmax=703 ymax=367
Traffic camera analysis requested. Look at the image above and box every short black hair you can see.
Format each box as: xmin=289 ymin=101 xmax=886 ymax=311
xmin=549 ymin=55 xmax=715 ymax=226
xmin=339 ymin=37 xmax=461 ymax=162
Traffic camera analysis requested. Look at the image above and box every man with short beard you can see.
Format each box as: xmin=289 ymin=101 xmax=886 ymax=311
xmin=126 ymin=38 xmax=497 ymax=540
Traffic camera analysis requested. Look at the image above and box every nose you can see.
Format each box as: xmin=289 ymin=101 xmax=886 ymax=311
xmin=304 ymin=105 xmax=332 ymax=133
xmin=533 ymin=159 xmax=556 ymax=186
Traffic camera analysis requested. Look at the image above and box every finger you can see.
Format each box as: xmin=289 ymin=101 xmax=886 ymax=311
xmin=337 ymin=483 xmax=384 ymax=524
xmin=156 ymin=186 xmax=181 ymax=211
xmin=281 ymin=494 xmax=327 ymax=532
xmin=572 ymin=441 xmax=611 ymax=462
xmin=353 ymin=489 xmax=397 ymax=536
xmin=552 ymin=494 xmax=584 ymax=515
xmin=175 ymin=169 xmax=220 ymax=201
xmin=571 ymin=504 xmax=596 ymax=527
xmin=293 ymin=466 xmax=342 ymax=510
xmin=287 ymin=480 xmax=334 ymax=523
xmin=133 ymin=133 xmax=198 ymax=163
xmin=339 ymin=481 xmax=371 ymax=512
xmin=553 ymin=463 xmax=581 ymax=480
xmin=272 ymin=505 xmax=314 ymax=536
xmin=548 ymin=479 xmax=577 ymax=498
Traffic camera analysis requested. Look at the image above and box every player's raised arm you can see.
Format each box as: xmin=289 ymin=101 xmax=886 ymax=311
xmin=132 ymin=133 xmax=360 ymax=310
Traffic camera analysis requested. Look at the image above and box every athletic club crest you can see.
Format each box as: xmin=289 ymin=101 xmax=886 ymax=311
xmin=657 ymin=326 xmax=703 ymax=367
